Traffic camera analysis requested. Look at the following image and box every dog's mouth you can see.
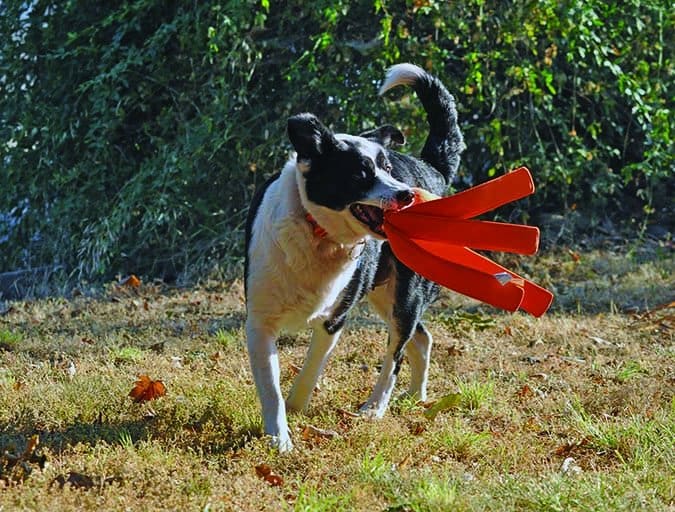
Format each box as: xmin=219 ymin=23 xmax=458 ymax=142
xmin=350 ymin=203 xmax=386 ymax=237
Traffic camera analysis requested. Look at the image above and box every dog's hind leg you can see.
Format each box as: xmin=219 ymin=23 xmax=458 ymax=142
xmin=286 ymin=325 xmax=342 ymax=413
xmin=359 ymin=321 xmax=415 ymax=418
xmin=246 ymin=320 xmax=293 ymax=451
xmin=361 ymin=320 xmax=432 ymax=417
xmin=405 ymin=323 xmax=433 ymax=401
xmin=363 ymin=263 xmax=438 ymax=417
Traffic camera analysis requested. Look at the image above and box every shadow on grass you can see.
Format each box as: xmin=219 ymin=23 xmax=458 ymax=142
xmin=0 ymin=416 xmax=262 ymax=456
xmin=0 ymin=419 xmax=154 ymax=455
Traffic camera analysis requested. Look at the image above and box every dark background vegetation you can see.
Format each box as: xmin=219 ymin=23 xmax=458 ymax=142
xmin=1 ymin=0 xmax=672 ymax=287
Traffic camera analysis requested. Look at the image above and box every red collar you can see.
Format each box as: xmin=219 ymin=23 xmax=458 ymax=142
xmin=305 ymin=212 xmax=328 ymax=238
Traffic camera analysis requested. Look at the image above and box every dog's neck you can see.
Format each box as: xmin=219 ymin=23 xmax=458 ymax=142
xmin=304 ymin=212 xmax=328 ymax=239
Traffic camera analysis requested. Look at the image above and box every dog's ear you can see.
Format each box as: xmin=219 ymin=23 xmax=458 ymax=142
xmin=359 ymin=125 xmax=405 ymax=148
xmin=287 ymin=113 xmax=341 ymax=161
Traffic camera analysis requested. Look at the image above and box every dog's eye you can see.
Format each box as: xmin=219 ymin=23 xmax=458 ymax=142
xmin=358 ymin=159 xmax=375 ymax=181
xmin=376 ymin=152 xmax=392 ymax=172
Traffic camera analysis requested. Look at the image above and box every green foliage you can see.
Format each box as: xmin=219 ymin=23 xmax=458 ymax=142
xmin=1 ymin=0 xmax=671 ymax=282
xmin=0 ymin=328 xmax=23 ymax=350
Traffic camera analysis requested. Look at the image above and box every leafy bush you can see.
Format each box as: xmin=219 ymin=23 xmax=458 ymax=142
xmin=1 ymin=0 xmax=671 ymax=284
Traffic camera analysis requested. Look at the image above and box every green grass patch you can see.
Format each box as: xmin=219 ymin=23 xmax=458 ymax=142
xmin=0 ymin=327 xmax=23 ymax=350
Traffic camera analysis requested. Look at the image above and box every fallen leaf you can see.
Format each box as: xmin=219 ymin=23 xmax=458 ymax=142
xmin=22 ymin=435 xmax=39 ymax=460
xmin=423 ymin=392 xmax=461 ymax=421
xmin=397 ymin=454 xmax=412 ymax=469
xmin=265 ymin=474 xmax=283 ymax=486
xmin=653 ymin=300 xmax=675 ymax=312
xmin=301 ymin=424 xmax=340 ymax=442
xmin=516 ymin=384 xmax=534 ymax=399
xmin=255 ymin=463 xmax=271 ymax=478
xmin=504 ymin=326 xmax=513 ymax=336
xmin=209 ymin=351 xmax=223 ymax=361
xmin=255 ymin=464 xmax=283 ymax=487
xmin=128 ymin=375 xmax=166 ymax=403
xmin=567 ymin=249 xmax=581 ymax=263
xmin=119 ymin=274 xmax=141 ymax=288
xmin=447 ymin=344 xmax=463 ymax=357
xmin=410 ymin=423 xmax=426 ymax=435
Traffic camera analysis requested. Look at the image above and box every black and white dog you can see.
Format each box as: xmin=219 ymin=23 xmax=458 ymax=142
xmin=245 ymin=64 xmax=464 ymax=451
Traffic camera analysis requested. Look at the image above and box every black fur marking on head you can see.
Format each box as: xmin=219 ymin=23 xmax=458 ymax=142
xmin=287 ymin=113 xmax=345 ymax=161
xmin=288 ymin=114 xmax=395 ymax=212
xmin=301 ymin=139 xmax=383 ymax=211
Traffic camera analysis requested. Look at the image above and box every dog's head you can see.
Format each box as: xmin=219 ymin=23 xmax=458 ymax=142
xmin=288 ymin=113 xmax=414 ymax=242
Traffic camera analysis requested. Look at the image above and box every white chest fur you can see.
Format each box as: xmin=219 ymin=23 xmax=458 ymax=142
xmin=246 ymin=161 xmax=363 ymax=333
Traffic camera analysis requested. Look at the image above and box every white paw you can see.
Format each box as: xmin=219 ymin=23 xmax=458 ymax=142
xmin=358 ymin=402 xmax=386 ymax=419
xmin=269 ymin=434 xmax=294 ymax=453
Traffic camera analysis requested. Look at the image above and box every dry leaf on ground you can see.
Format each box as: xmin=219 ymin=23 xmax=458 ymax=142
xmin=128 ymin=375 xmax=166 ymax=403
xmin=119 ymin=274 xmax=141 ymax=288
xmin=255 ymin=463 xmax=284 ymax=487
xmin=301 ymin=424 xmax=340 ymax=442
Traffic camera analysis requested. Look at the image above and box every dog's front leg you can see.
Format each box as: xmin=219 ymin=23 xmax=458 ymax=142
xmin=246 ymin=321 xmax=293 ymax=451
xmin=286 ymin=325 xmax=342 ymax=412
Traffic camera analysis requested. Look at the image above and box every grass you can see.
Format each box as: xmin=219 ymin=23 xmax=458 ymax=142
xmin=0 ymin=327 xmax=22 ymax=350
xmin=0 ymin=246 xmax=673 ymax=511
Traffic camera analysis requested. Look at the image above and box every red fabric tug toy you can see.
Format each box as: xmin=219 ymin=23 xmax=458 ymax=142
xmin=383 ymin=166 xmax=553 ymax=317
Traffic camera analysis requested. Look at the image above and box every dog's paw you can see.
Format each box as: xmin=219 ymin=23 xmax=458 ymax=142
xmin=269 ymin=434 xmax=294 ymax=453
xmin=358 ymin=402 xmax=387 ymax=419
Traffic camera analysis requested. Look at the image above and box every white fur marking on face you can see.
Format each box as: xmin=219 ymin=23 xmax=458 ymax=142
xmin=335 ymin=134 xmax=411 ymax=211
xmin=358 ymin=171 xmax=409 ymax=211
xmin=335 ymin=133 xmax=382 ymax=161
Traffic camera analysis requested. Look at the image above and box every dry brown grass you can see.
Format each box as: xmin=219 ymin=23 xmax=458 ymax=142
xmin=0 ymin=247 xmax=673 ymax=511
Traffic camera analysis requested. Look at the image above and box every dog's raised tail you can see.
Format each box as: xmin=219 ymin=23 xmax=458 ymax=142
xmin=380 ymin=63 xmax=464 ymax=183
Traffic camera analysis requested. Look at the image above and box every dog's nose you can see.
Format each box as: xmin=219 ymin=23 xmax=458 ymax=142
xmin=395 ymin=189 xmax=415 ymax=207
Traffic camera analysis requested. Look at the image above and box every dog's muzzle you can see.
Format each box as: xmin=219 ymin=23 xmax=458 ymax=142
xmin=350 ymin=189 xmax=415 ymax=237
